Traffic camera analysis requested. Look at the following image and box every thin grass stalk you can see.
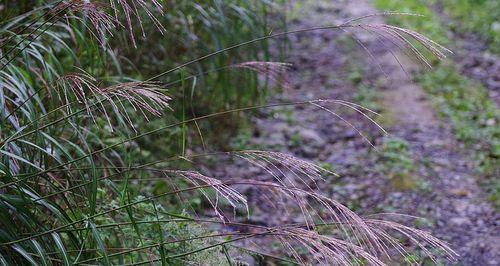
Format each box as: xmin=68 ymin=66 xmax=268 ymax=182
xmin=3 ymin=100 xmax=325 ymax=184
xmin=1 ymin=179 xmax=368 ymax=246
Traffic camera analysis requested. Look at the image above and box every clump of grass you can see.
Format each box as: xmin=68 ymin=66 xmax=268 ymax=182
xmin=377 ymin=137 xmax=423 ymax=191
xmin=0 ymin=1 xmax=459 ymax=265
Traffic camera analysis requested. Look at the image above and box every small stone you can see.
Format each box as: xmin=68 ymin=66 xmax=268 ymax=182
xmin=390 ymin=172 xmax=417 ymax=191
xmin=449 ymin=188 xmax=470 ymax=197
xmin=343 ymin=129 xmax=357 ymax=139
xmin=486 ymin=118 xmax=496 ymax=126
xmin=449 ymin=217 xmax=470 ymax=226
xmin=453 ymin=201 xmax=469 ymax=213
xmin=299 ymin=128 xmax=325 ymax=145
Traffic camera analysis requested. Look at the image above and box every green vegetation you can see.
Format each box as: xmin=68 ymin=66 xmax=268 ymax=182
xmin=375 ymin=0 xmax=500 ymax=207
xmin=0 ymin=1 xmax=280 ymax=264
xmin=378 ymin=137 xmax=416 ymax=189
xmin=0 ymin=0 xmax=466 ymax=264
xmin=374 ymin=0 xmax=449 ymax=45
xmin=441 ymin=0 xmax=500 ymax=54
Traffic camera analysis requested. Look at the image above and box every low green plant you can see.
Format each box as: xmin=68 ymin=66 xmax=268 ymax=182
xmin=376 ymin=137 xmax=420 ymax=191
xmin=380 ymin=137 xmax=414 ymax=173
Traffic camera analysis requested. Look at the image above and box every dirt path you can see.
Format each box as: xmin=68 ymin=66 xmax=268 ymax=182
xmin=206 ymin=0 xmax=499 ymax=264
xmin=342 ymin=1 xmax=499 ymax=264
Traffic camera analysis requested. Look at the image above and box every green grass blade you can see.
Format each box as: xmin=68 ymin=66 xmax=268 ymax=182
xmin=12 ymin=244 xmax=37 ymax=266
xmin=152 ymin=200 xmax=167 ymax=266
xmin=0 ymin=253 xmax=8 ymax=266
xmin=88 ymin=221 xmax=111 ymax=266
xmin=30 ymin=239 xmax=50 ymax=266
xmin=51 ymin=233 xmax=70 ymax=266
